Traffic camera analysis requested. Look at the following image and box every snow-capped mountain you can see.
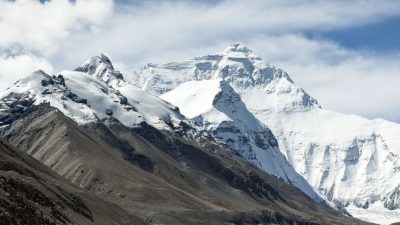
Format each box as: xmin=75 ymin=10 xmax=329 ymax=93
xmin=0 ymin=53 xmax=370 ymax=225
xmin=133 ymin=44 xmax=400 ymax=224
xmin=0 ymin=54 xmax=223 ymax=150
xmin=133 ymin=44 xmax=318 ymax=113
xmin=161 ymin=78 xmax=322 ymax=202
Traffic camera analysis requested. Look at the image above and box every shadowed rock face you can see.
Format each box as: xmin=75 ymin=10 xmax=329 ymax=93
xmin=0 ymin=104 xmax=371 ymax=225
xmin=0 ymin=92 xmax=35 ymax=126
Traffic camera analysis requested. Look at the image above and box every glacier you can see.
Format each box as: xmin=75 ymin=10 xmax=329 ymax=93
xmin=133 ymin=44 xmax=400 ymax=224
xmin=0 ymin=54 xmax=227 ymax=152
xmin=161 ymin=78 xmax=323 ymax=203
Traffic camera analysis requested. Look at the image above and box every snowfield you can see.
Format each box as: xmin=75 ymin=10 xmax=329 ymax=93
xmin=161 ymin=79 xmax=324 ymax=203
xmin=0 ymin=54 xmax=213 ymax=150
xmin=133 ymin=44 xmax=400 ymax=224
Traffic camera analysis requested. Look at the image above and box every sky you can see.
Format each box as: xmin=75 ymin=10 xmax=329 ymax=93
xmin=0 ymin=0 xmax=400 ymax=122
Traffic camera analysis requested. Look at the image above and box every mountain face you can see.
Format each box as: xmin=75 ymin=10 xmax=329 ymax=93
xmin=0 ymin=55 xmax=222 ymax=150
xmin=0 ymin=55 xmax=184 ymax=129
xmin=0 ymin=54 xmax=369 ymax=224
xmin=161 ymin=78 xmax=323 ymax=203
xmin=133 ymin=44 xmax=400 ymax=224
xmin=133 ymin=44 xmax=318 ymax=112
xmin=0 ymin=139 xmax=146 ymax=225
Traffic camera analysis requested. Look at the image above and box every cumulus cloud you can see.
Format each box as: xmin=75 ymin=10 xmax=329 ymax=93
xmin=54 ymin=0 xmax=400 ymax=66
xmin=0 ymin=0 xmax=113 ymax=55
xmin=0 ymin=0 xmax=400 ymax=121
xmin=0 ymin=0 xmax=113 ymax=90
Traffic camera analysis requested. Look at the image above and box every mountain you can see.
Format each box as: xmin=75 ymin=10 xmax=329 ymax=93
xmin=133 ymin=44 xmax=400 ymax=224
xmin=0 ymin=55 xmax=222 ymax=150
xmin=0 ymin=55 xmax=368 ymax=224
xmin=161 ymin=78 xmax=323 ymax=203
xmin=0 ymin=139 xmax=147 ymax=225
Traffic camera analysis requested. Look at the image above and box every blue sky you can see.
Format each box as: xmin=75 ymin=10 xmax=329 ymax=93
xmin=311 ymin=16 xmax=400 ymax=53
xmin=0 ymin=0 xmax=400 ymax=122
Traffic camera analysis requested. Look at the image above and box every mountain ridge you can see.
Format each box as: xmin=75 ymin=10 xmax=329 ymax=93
xmin=0 ymin=102 xmax=368 ymax=224
xmin=133 ymin=44 xmax=400 ymax=224
xmin=161 ymin=78 xmax=325 ymax=204
xmin=0 ymin=52 xmax=372 ymax=224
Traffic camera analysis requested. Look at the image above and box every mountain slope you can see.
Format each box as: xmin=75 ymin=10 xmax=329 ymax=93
xmin=161 ymin=78 xmax=322 ymax=203
xmin=0 ymin=103 xmax=369 ymax=225
xmin=133 ymin=44 xmax=400 ymax=224
xmin=0 ymin=55 xmax=369 ymax=224
xmin=0 ymin=139 xmax=146 ymax=225
xmin=0 ymin=55 xmax=222 ymax=150
xmin=0 ymin=67 xmax=179 ymax=130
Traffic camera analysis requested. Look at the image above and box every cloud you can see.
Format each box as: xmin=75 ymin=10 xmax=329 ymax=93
xmin=0 ymin=0 xmax=400 ymax=121
xmin=245 ymin=35 xmax=400 ymax=122
xmin=0 ymin=54 xmax=54 ymax=90
xmin=52 ymin=0 xmax=400 ymax=66
xmin=0 ymin=0 xmax=113 ymax=56
xmin=0 ymin=0 xmax=113 ymax=90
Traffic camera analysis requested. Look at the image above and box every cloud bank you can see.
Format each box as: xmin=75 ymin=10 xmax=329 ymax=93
xmin=0 ymin=0 xmax=400 ymax=122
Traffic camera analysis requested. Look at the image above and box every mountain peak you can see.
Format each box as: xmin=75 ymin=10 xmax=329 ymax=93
xmin=223 ymin=44 xmax=252 ymax=54
xmin=75 ymin=53 xmax=123 ymax=83
xmin=160 ymin=79 xmax=324 ymax=202
xmin=132 ymin=46 xmax=319 ymax=111
xmin=32 ymin=69 xmax=48 ymax=76
xmin=98 ymin=53 xmax=112 ymax=62
xmin=77 ymin=53 xmax=114 ymax=73
xmin=221 ymin=44 xmax=261 ymax=60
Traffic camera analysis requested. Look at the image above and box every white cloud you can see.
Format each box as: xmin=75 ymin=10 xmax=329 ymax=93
xmin=0 ymin=0 xmax=113 ymax=90
xmin=0 ymin=0 xmax=113 ymax=56
xmin=0 ymin=0 xmax=400 ymax=121
xmin=245 ymin=35 xmax=400 ymax=122
xmin=0 ymin=54 xmax=54 ymax=90
xmin=52 ymin=0 xmax=400 ymax=67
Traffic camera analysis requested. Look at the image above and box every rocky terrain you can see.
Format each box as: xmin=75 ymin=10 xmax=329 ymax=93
xmin=0 ymin=54 xmax=371 ymax=224
xmin=0 ymin=139 xmax=147 ymax=225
